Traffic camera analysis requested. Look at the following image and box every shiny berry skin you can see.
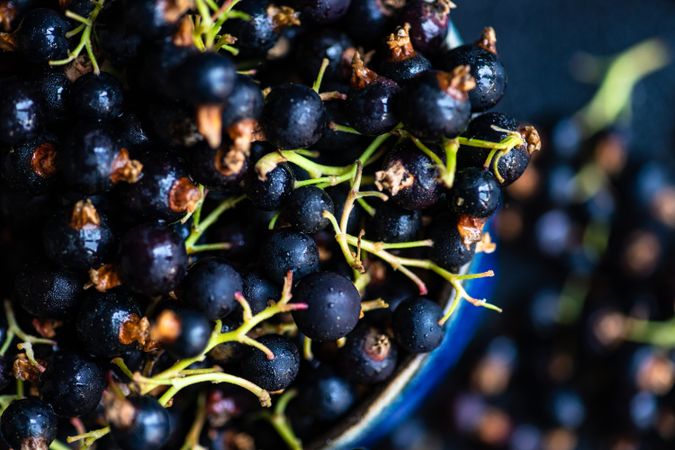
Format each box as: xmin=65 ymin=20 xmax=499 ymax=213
xmin=283 ymin=186 xmax=334 ymax=233
xmin=221 ymin=75 xmax=264 ymax=127
xmin=397 ymin=68 xmax=473 ymax=141
xmin=347 ymin=76 xmax=400 ymax=136
xmin=242 ymin=272 xmax=280 ymax=314
xmin=188 ymin=140 xmax=249 ymax=191
xmin=43 ymin=199 xmax=115 ymax=271
xmin=244 ymin=163 xmax=295 ymax=210
xmin=115 ymin=112 xmax=151 ymax=150
xmin=392 ymin=297 xmax=444 ymax=353
xmin=312 ymin=100 xmax=369 ymax=165
xmin=259 ymin=230 xmax=320 ymax=284
xmin=109 ymin=396 xmax=171 ymax=450
xmin=119 ymin=152 xmax=200 ymax=222
xmin=297 ymin=368 xmax=355 ymax=421
xmin=1 ymin=137 xmax=58 ymax=194
xmin=369 ymin=203 xmax=421 ymax=242
xmin=292 ymin=271 xmax=361 ymax=341
xmin=39 ymin=351 xmax=105 ymax=417
xmin=0 ymin=83 xmax=42 ymax=146
xmin=69 ymin=72 xmax=125 ymax=122
xmin=76 ymin=290 xmax=142 ymax=358
xmin=15 ymin=8 xmax=69 ymax=63
xmin=377 ymin=24 xmax=432 ymax=84
xmin=296 ymin=29 xmax=353 ymax=84
xmin=0 ymin=356 xmax=12 ymax=391
xmin=458 ymin=112 xmax=518 ymax=167
xmin=118 ymin=223 xmax=188 ymax=297
xmin=449 ymin=167 xmax=502 ymax=218
xmin=221 ymin=0 xmax=292 ymax=58
xmin=239 ymin=334 xmax=300 ymax=391
xmin=375 ymin=141 xmax=442 ymax=210
xmin=124 ymin=0 xmax=188 ymax=38
xmin=401 ymin=0 xmax=452 ymax=55
xmin=494 ymin=146 xmax=530 ymax=186
xmin=299 ymin=0 xmax=351 ymax=24
xmin=343 ymin=0 xmax=399 ymax=48
xmin=429 ymin=218 xmax=475 ymax=271
xmin=0 ymin=398 xmax=57 ymax=450
xmin=338 ymin=323 xmax=398 ymax=384
xmin=440 ymin=27 xmax=507 ymax=112
xmin=181 ymin=257 xmax=243 ymax=320
xmin=153 ymin=307 xmax=211 ymax=359
xmin=35 ymin=70 xmax=70 ymax=121
xmin=173 ymin=52 xmax=236 ymax=105
xmin=261 ymin=83 xmax=327 ymax=150
xmin=14 ymin=263 xmax=82 ymax=319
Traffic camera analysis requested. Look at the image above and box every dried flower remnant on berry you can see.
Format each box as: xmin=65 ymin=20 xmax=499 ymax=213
xmin=169 ymin=177 xmax=203 ymax=213
xmin=375 ymin=161 xmax=414 ymax=196
xmin=519 ymin=125 xmax=542 ymax=154
xmin=437 ymin=65 xmax=476 ymax=99
xmin=268 ymin=4 xmax=301 ymax=30
xmin=351 ymin=52 xmax=379 ymax=89
xmin=477 ymin=26 xmax=498 ymax=54
xmin=162 ymin=0 xmax=195 ymax=23
xmin=31 ymin=142 xmax=57 ymax=178
xmin=89 ymin=264 xmax=122 ymax=292
xmin=70 ymin=199 xmax=101 ymax=230
xmin=110 ymin=148 xmax=143 ymax=183
xmin=150 ymin=310 xmax=182 ymax=344
xmin=457 ymin=215 xmax=487 ymax=247
xmin=197 ymin=105 xmax=224 ymax=148
xmin=387 ymin=23 xmax=416 ymax=61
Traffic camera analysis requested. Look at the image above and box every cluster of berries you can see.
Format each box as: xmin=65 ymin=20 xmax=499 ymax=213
xmin=0 ymin=0 xmax=539 ymax=448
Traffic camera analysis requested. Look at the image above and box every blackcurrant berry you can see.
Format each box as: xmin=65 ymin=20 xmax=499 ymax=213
xmin=14 ymin=263 xmax=82 ymax=319
xmin=181 ymin=257 xmax=243 ymax=320
xmin=188 ymin=140 xmax=249 ymax=191
xmin=39 ymin=351 xmax=105 ymax=417
xmin=259 ymin=230 xmax=320 ymax=284
xmin=0 ymin=356 xmax=12 ymax=391
xmin=123 ymin=0 xmax=191 ymax=38
xmin=69 ymin=72 xmax=125 ymax=122
xmin=153 ymin=307 xmax=211 ymax=359
xmin=239 ymin=334 xmax=300 ymax=391
xmin=292 ymin=271 xmax=361 ymax=341
xmin=283 ymin=186 xmax=334 ymax=233
xmin=296 ymin=367 xmax=355 ymax=422
xmin=242 ymin=271 xmax=280 ymax=314
xmin=375 ymin=140 xmax=442 ymax=210
xmin=118 ymin=223 xmax=188 ymax=297
xmin=173 ymin=52 xmax=237 ymax=105
xmin=76 ymin=290 xmax=142 ymax=359
xmin=369 ymin=203 xmax=421 ymax=242
xmin=338 ymin=323 xmax=398 ymax=384
xmin=396 ymin=67 xmax=474 ymax=141
xmin=458 ymin=112 xmax=518 ymax=167
xmin=449 ymin=167 xmax=502 ymax=218
xmin=0 ymin=82 xmax=42 ymax=146
xmin=221 ymin=75 xmax=265 ymax=128
xmin=377 ymin=23 xmax=432 ymax=84
xmin=1 ymin=137 xmax=58 ymax=194
xmin=261 ymin=83 xmax=327 ymax=150
xmin=42 ymin=199 xmax=115 ymax=271
xmin=429 ymin=216 xmax=476 ymax=271
xmin=295 ymin=29 xmax=354 ymax=84
xmin=15 ymin=8 xmax=69 ymax=63
xmin=0 ymin=398 xmax=57 ymax=450
xmin=244 ymin=163 xmax=295 ymax=211
xmin=108 ymin=396 xmax=171 ymax=450
xmin=401 ymin=0 xmax=453 ymax=55
xmin=114 ymin=112 xmax=151 ymax=150
xmin=392 ymin=297 xmax=444 ymax=353
xmin=343 ymin=0 xmax=400 ymax=48
xmin=440 ymin=27 xmax=507 ymax=112
xmin=312 ymin=100 xmax=369 ymax=166
xmin=34 ymin=69 xmax=70 ymax=122
xmin=299 ymin=0 xmax=351 ymax=23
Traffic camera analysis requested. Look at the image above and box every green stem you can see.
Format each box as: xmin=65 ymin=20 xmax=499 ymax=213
xmin=158 ymin=372 xmax=271 ymax=407
xmin=625 ymin=317 xmax=675 ymax=349
xmin=49 ymin=440 xmax=72 ymax=450
xmin=330 ymin=123 xmax=362 ymax=135
xmin=67 ymin=427 xmax=110 ymax=446
xmin=180 ymin=393 xmax=207 ymax=450
xmin=49 ymin=0 xmax=104 ymax=73
xmin=3 ymin=301 xmax=56 ymax=348
xmin=264 ymin=390 xmax=303 ymax=450
xmin=443 ymin=138 xmax=459 ymax=188
xmin=184 ymin=195 xmax=246 ymax=251
xmin=187 ymin=242 xmax=232 ymax=254
xmin=312 ymin=58 xmax=330 ymax=93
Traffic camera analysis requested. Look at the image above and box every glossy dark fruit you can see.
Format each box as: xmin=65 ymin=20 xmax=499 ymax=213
xmin=292 ymin=271 xmax=361 ymax=341
xmin=39 ymin=351 xmax=105 ymax=417
xmin=429 ymin=218 xmax=476 ymax=271
xmin=0 ymin=356 xmax=12 ymax=391
xmin=76 ymin=290 xmax=142 ymax=358
xmin=109 ymin=396 xmax=171 ymax=450
xmin=69 ymin=72 xmax=125 ymax=122
xmin=182 ymin=257 xmax=243 ymax=320
xmin=65 ymin=0 xmax=96 ymax=20
xmin=239 ymin=334 xmax=300 ymax=391
xmin=449 ymin=167 xmax=502 ymax=218
xmin=338 ymin=323 xmax=398 ymax=383
xmin=173 ymin=52 xmax=236 ymax=105
xmin=221 ymin=75 xmax=264 ymax=127
xmin=242 ymin=272 xmax=280 ymax=314
xmin=0 ymin=398 xmax=57 ymax=450
xmin=0 ymin=83 xmax=42 ymax=146
xmin=458 ymin=111 xmax=518 ymax=167
xmin=299 ymin=0 xmax=351 ymax=23
xmin=119 ymin=152 xmax=200 ymax=222
xmin=494 ymin=146 xmax=530 ymax=186
xmin=15 ymin=8 xmax=69 ymax=63
xmin=392 ymin=297 xmax=444 ymax=353
xmin=347 ymin=58 xmax=400 ymax=135
xmin=440 ymin=27 xmax=507 ymax=112
xmin=244 ymin=163 xmax=295 ymax=210
xmin=377 ymin=24 xmax=432 ymax=84
xmin=259 ymin=230 xmax=320 ymax=284
xmin=188 ymin=140 xmax=249 ymax=191
xmin=118 ymin=223 xmax=188 ymax=296
xmin=283 ymin=186 xmax=334 ymax=233
xmin=326 ymin=185 xmax=364 ymax=233
xmin=375 ymin=141 xmax=442 ymax=210
xmin=43 ymin=199 xmax=115 ymax=271
xmin=369 ymin=203 xmax=421 ymax=242
xmin=124 ymin=0 xmax=190 ymax=38
xmin=115 ymin=112 xmax=151 ymax=150
xmin=312 ymin=99 xmax=369 ymax=165
xmin=14 ymin=264 xmax=82 ymax=319
xmin=343 ymin=0 xmax=400 ymax=48
xmin=1 ymin=137 xmax=58 ymax=194
xmin=397 ymin=68 xmax=473 ymax=141
xmin=295 ymin=29 xmax=353 ymax=84
xmin=35 ymin=70 xmax=70 ymax=121
xmin=401 ymin=0 xmax=452 ymax=55
xmin=153 ymin=307 xmax=211 ymax=359
xmin=297 ymin=368 xmax=355 ymax=421
xmin=261 ymin=83 xmax=327 ymax=150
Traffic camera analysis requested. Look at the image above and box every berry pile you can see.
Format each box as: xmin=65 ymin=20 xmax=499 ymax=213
xmin=0 ymin=0 xmax=539 ymax=449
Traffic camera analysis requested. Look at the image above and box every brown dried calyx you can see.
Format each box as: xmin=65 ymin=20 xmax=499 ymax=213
xmin=111 ymin=148 xmax=143 ymax=184
xmin=197 ymin=105 xmax=224 ymax=149
xmin=169 ymin=177 xmax=203 ymax=214
xmin=215 ymin=144 xmax=248 ymax=178
xmin=161 ymin=0 xmax=194 ymax=23
xmin=518 ymin=125 xmax=541 ymax=154
xmin=13 ymin=354 xmax=44 ymax=383
xmin=387 ymin=23 xmax=416 ymax=61
xmin=430 ymin=0 xmax=457 ymax=16
xmin=31 ymin=142 xmax=57 ymax=178
xmin=267 ymin=4 xmax=301 ymax=31
xmin=70 ymin=199 xmax=100 ymax=230
xmin=32 ymin=318 xmax=62 ymax=339
xmin=64 ymin=55 xmax=93 ymax=81
xmin=88 ymin=264 xmax=122 ymax=292
xmin=104 ymin=392 xmax=137 ymax=430
xmin=437 ymin=65 xmax=476 ymax=99
xmin=119 ymin=314 xmax=158 ymax=352
xmin=0 ymin=31 xmax=15 ymax=51
xmin=0 ymin=1 xmax=17 ymax=33
xmin=375 ymin=160 xmax=414 ymax=196
xmin=457 ymin=215 xmax=487 ymax=248
xmin=150 ymin=309 xmax=182 ymax=344
xmin=350 ymin=51 xmax=379 ymax=89
xmin=364 ymin=329 xmax=393 ymax=362
xmin=226 ymin=118 xmax=257 ymax=159
xmin=172 ymin=16 xmax=194 ymax=47
xmin=476 ymin=26 xmax=498 ymax=54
